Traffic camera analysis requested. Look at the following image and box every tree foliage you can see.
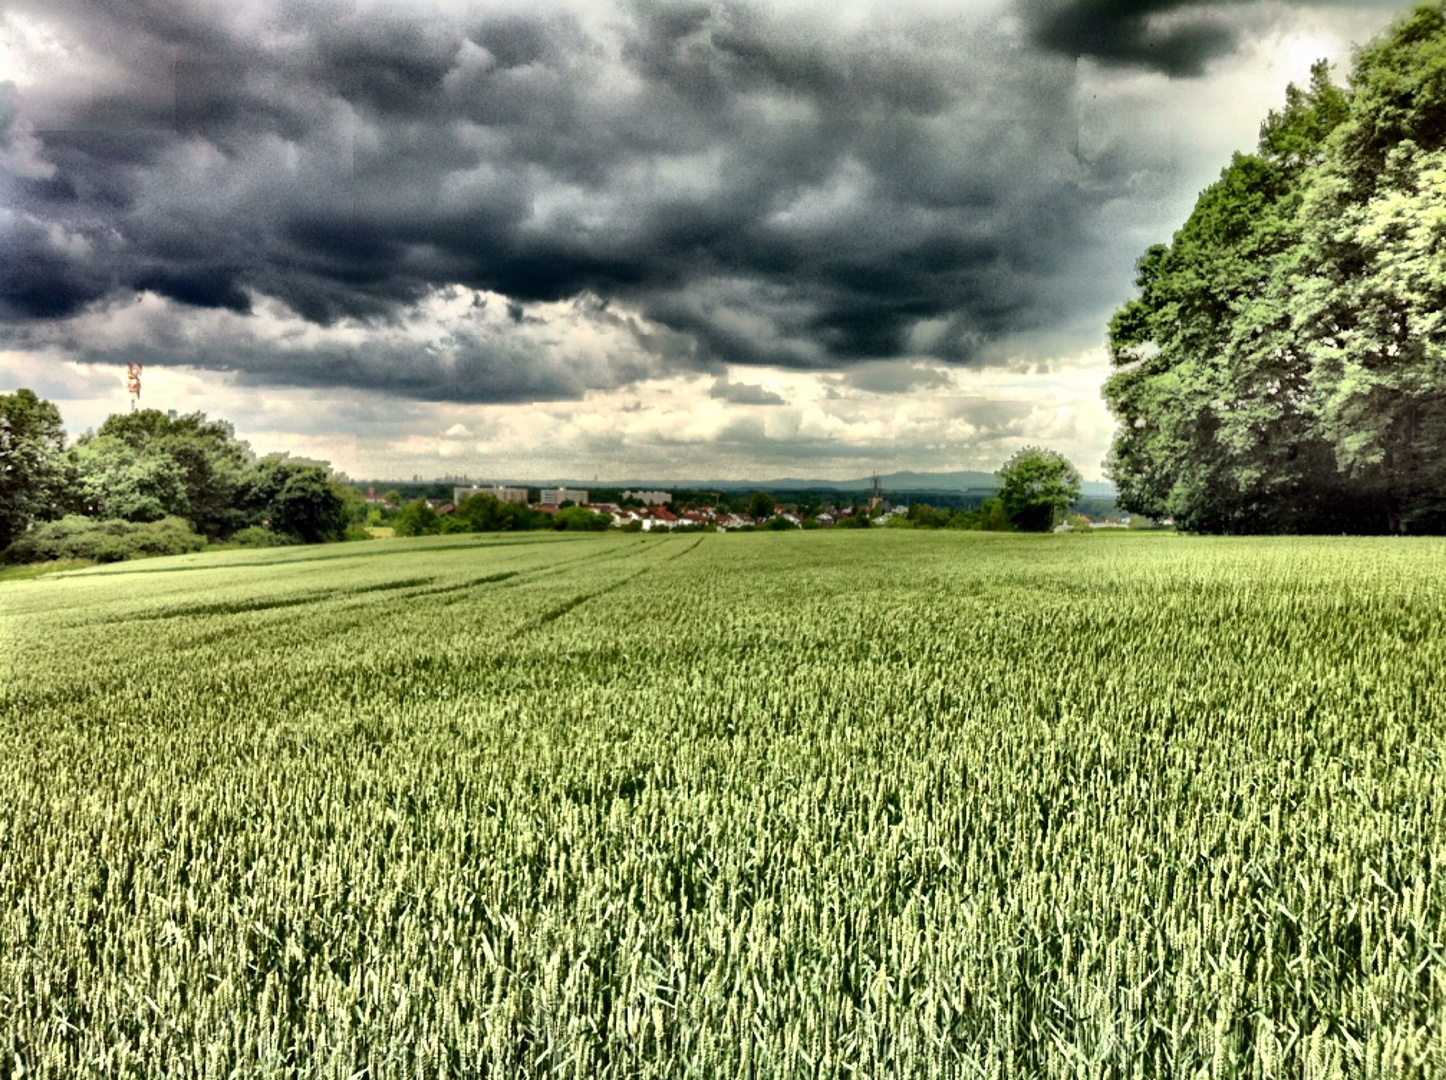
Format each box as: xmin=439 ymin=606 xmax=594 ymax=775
xmin=4 ymin=515 xmax=204 ymax=564
xmin=392 ymin=499 xmax=443 ymax=537
xmin=68 ymin=409 xmax=255 ymax=536
xmin=71 ymin=435 xmax=191 ymax=523
xmin=238 ymin=457 xmax=351 ymax=544
xmin=451 ymin=493 xmax=540 ymax=533
xmin=1105 ymin=8 xmax=1446 ymax=533
xmin=553 ymin=506 xmax=611 ymax=531
xmin=93 ymin=410 xmax=254 ymax=536
xmin=997 ymin=448 xmax=1082 ymax=531
xmin=0 ymin=389 xmax=69 ymax=550
xmin=0 ymin=396 xmax=366 ymax=559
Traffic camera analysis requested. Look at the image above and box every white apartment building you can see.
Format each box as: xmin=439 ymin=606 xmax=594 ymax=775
xmin=538 ymin=488 xmax=588 ymax=507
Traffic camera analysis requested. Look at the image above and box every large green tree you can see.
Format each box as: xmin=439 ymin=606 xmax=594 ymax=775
xmin=71 ymin=435 xmax=190 ymax=523
xmin=72 ymin=409 xmax=254 ymax=536
xmin=238 ymin=457 xmax=350 ymax=543
xmin=0 ymin=389 xmax=69 ymax=550
xmin=997 ymin=447 xmax=1082 ymax=532
xmin=1291 ymin=7 xmax=1446 ymax=532
xmin=1106 ymin=9 xmax=1446 ymax=533
xmin=1105 ymin=61 xmax=1351 ymax=532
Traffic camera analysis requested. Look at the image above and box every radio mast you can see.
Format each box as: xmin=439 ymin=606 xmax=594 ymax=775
xmin=126 ymin=363 xmax=142 ymax=411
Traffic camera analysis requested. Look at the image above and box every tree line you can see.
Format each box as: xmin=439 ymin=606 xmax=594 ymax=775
xmin=388 ymin=496 xmax=611 ymax=536
xmin=1106 ymin=4 xmax=1446 ymax=533
xmin=0 ymin=390 xmax=361 ymax=562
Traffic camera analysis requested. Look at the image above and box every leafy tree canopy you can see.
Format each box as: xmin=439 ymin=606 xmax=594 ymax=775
xmin=391 ymin=498 xmax=441 ymax=538
xmin=978 ymin=498 xmax=1012 ymax=532
xmin=71 ymin=435 xmax=190 ymax=523
xmin=748 ymin=491 xmax=775 ymax=519
xmin=554 ymin=506 xmax=611 ymax=531
xmin=0 ymin=396 xmax=368 ymax=558
xmin=0 ymin=389 xmax=69 ymax=550
xmin=452 ymin=493 xmax=543 ymax=532
xmin=239 ymin=457 xmax=350 ymax=543
xmin=1105 ymin=7 xmax=1446 ymax=533
xmin=997 ymin=447 xmax=1083 ymax=531
xmin=74 ymin=409 xmax=254 ymax=537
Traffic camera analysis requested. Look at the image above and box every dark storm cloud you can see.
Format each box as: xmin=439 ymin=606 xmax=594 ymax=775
xmin=1024 ymin=0 xmax=1247 ymax=75
xmin=51 ymin=328 xmax=633 ymax=404
xmin=2 ymin=0 xmax=1172 ymax=400
xmin=1023 ymin=0 xmax=1408 ymax=75
xmin=4 ymin=289 xmax=661 ymax=403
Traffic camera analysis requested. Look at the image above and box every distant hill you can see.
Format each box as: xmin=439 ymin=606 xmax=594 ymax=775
xmin=742 ymin=471 xmax=1116 ymax=497
xmin=723 ymin=470 xmax=1003 ymax=492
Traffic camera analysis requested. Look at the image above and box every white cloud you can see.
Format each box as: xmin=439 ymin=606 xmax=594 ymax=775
xmin=10 ymin=349 xmax=1118 ymax=480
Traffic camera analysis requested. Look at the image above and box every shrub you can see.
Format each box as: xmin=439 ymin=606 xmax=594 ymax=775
xmin=231 ymin=526 xmax=299 ymax=548
xmin=392 ymin=500 xmax=440 ymax=537
xmin=553 ymin=506 xmax=610 ymax=532
xmin=978 ymin=498 xmax=1012 ymax=532
xmin=5 ymin=515 xmax=205 ymax=564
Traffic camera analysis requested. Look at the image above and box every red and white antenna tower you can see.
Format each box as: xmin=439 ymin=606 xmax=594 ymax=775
xmin=126 ymin=363 xmax=142 ymax=411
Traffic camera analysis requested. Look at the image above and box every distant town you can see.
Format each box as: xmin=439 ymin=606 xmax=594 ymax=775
xmin=353 ymin=478 xmax=1137 ymax=534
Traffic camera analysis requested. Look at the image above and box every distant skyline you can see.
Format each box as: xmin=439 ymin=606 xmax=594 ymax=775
xmin=356 ymin=469 xmax=1117 ymax=496
xmin=0 ymin=0 xmax=1413 ymax=481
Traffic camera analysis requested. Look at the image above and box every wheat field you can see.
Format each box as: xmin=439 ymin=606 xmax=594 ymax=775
xmin=2 ymin=530 xmax=1444 ymax=1077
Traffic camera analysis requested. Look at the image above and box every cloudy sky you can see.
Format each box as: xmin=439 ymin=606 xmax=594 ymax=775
xmin=0 ymin=0 xmax=1407 ymax=482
